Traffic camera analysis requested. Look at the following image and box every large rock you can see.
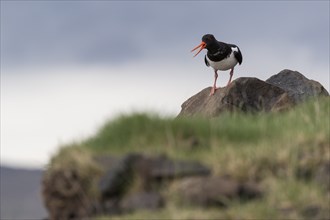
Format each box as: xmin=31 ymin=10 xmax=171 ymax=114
xmin=178 ymin=70 xmax=329 ymax=117
xmin=266 ymin=69 xmax=329 ymax=103
xmin=179 ymin=77 xmax=293 ymax=117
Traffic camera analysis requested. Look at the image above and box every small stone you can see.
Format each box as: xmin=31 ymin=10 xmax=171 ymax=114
xmin=174 ymin=176 xmax=262 ymax=207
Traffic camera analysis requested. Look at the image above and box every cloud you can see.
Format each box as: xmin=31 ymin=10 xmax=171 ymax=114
xmin=1 ymin=1 xmax=329 ymax=167
xmin=1 ymin=1 xmax=328 ymax=67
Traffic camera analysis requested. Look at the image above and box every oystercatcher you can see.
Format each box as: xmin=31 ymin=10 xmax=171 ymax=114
xmin=191 ymin=34 xmax=243 ymax=95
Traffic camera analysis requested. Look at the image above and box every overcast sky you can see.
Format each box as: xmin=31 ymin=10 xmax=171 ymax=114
xmin=1 ymin=1 xmax=329 ymax=168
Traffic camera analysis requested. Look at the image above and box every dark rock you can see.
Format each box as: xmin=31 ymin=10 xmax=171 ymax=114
xmin=238 ymin=181 xmax=263 ymax=200
xmin=178 ymin=70 xmax=329 ymax=117
xmin=99 ymin=153 xmax=143 ymax=199
xmin=178 ymin=77 xmax=294 ymax=117
xmin=315 ymin=161 xmax=330 ymax=191
xmin=266 ymin=69 xmax=329 ymax=103
xmin=174 ymin=176 xmax=262 ymax=207
xmin=120 ymin=191 xmax=164 ymax=212
xmin=134 ymin=155 xmax=211 ymax=190
xmin=300 ymin=204 xmax=325 ymax=220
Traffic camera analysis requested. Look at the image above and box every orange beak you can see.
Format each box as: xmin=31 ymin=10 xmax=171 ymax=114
xmin=191 ymin=41 xmax=206 ymax=57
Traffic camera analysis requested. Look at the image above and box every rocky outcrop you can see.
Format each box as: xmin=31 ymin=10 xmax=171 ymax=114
xmin=97 ymin=154 xmax=262 ymax=214
xmin=178 ymin=70 xmax=329 ymax=117
xmin=42 ymin=153 xmax=262 ymax=219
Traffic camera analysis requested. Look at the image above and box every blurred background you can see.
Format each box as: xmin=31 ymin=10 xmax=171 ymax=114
xmin=1 ymin=1 xmax=329 ymax=219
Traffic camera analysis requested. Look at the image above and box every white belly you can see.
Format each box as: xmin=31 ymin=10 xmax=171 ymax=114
xmin=206 ymin=51 xmax=238 ymax=71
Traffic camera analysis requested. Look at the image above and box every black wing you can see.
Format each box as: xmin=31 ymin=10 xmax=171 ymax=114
xmin=204 ymin=55 xmax=210 ymax=67
xmin=234 ymin=48 xmax=243 ymax=65
xmin=207 ymin=42 xmax=231 ymax=62
xmin=229 ymin=44 xmax=243 ymax=65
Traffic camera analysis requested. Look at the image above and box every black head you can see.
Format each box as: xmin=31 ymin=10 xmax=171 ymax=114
xmin=191 ymin=34 xmax=218 ymax=57
xmin=202 ymin=34 xmax=217 ymax=45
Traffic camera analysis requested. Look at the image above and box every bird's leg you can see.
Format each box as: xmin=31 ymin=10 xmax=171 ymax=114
xmin=227 ymin=68 xmax=234 ymax=86
xmin=210 ymin=70 xmax=218 ymax=96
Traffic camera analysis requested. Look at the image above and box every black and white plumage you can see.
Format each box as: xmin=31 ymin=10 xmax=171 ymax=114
xmin=191 ymin=34 xmax=243 ymax=95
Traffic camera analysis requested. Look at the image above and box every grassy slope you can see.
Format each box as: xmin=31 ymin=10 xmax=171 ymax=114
xmin=59 ymin=98 xmax=329 ymax=219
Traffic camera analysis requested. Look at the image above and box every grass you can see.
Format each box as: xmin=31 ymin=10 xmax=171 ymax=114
xmin=51 ymin=97 xmax=330 ymax=219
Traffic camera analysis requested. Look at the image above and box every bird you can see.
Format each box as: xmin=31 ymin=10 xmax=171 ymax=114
xmin=191 ymin=34 xmax=243 ymax=96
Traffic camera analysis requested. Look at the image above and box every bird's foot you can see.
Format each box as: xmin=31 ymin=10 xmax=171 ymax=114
xmin=209 ymin=87 xmax=218 ymax=96
xmin=226 ymin=79 xmax=233 ymax=87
